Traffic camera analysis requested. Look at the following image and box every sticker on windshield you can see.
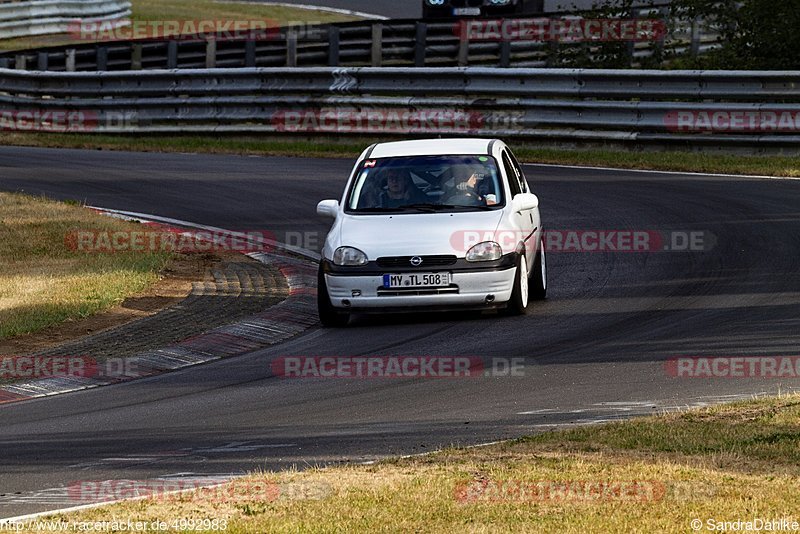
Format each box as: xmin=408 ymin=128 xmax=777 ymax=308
xmin=364 ymin=160 xmax=376 ymax=168
xmin=478 ymin=156 xmax=488 ymax=162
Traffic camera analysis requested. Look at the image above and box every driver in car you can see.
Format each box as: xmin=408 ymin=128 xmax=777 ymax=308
xmin=446 ymin=169 xmax=497 ymax=206
xmin=380 ymin=168 xmax=427 ymax=208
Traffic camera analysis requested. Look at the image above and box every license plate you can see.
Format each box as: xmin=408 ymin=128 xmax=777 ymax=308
xmin=383 ymin=272 xmax=451 ymax=288
xmin=453 ymin=7 xmax=481 ymax=15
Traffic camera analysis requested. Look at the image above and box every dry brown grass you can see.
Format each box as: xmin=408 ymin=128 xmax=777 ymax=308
xmin=0 ymin=192 xmax=171 ymax=340
xmin=36 ymin=394 xmax=800 ymax=533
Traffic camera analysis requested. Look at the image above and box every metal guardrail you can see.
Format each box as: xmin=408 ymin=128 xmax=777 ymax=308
xmin=2 ymin=67 xmax=799 ymax=149
xmin=0 ymin=7 xmax=720 ymax=71
xmin=0 ymin=0 xmax=130 ymax=40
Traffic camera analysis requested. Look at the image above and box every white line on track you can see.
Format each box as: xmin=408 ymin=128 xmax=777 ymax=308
xmin=88 ymin=206 xmax=321 ymax=261
xmin=233 ymin=150 xmax=797 ymax=181
xmin=0 ymin=476 xmax=236 ymax=525
xmin=522 ymin=162 xmax=800 ymax=181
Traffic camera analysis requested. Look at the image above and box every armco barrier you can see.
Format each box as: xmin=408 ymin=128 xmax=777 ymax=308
xmin=0 ymin=0 xmax=130 ymax=40
xmin=2 ymin=66 xmax=800 ymax=150
xmin=0 ymin=5 xmax=719 ymax=71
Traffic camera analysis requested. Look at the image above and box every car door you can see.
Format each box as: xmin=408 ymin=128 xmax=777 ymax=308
xmin=500 ymin=148 xmax=538 ymax=267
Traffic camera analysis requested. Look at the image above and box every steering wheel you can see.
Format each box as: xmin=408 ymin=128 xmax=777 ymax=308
xmin=443 ymin=189 xmax=483 ymax=206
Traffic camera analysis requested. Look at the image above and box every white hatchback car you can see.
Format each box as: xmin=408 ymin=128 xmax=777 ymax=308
xmin=316 ymin=138 xmax=546 ymax=326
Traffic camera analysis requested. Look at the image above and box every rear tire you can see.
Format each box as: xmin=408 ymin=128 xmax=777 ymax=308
xmin=318 ymin=265 xmax=350 ymax=327
xmin=504 ymin=254 xmax=529 ymax=316
xmin=529 ymin=236 xmax=547 ymax=301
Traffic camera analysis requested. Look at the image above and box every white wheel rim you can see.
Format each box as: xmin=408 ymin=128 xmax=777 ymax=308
xmin=540 ymin=240 xmax=547 ymax=290
xmin=520 ymin=256 xmax=529 ymax=307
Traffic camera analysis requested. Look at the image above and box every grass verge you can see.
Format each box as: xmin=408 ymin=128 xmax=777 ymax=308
xmin=0 ymin=191 xmax=172 ymax=340
xmin=0 ymin=0 xmax=359 ymax=51
xmin=36 ymin=394 xmax=800 ymax=533
xmin=2 ymin=132 xmax=800 ymax=177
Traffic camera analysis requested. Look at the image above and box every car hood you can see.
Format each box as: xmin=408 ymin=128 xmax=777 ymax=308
xmin=337 ymin=211 xmax=505 ymax=258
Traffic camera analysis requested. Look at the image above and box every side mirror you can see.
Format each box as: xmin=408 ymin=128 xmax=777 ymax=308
xmin=316 ymin=199 xmax=339 ymax=218
xmin=513 ymin=193 xmax=539 ymax=213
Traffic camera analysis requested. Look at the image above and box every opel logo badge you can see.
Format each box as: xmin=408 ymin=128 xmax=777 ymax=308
xmin=410 ymin=256 xmax=423 ymax=266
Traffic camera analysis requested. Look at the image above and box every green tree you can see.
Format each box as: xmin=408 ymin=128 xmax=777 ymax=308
xmin=551 ymin=0 xmax=665 ymax=68
xmin=674 ymin=0 xmax=800 ymax=69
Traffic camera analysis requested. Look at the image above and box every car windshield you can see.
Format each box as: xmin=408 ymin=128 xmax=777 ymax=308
xmin=346 ymin=155 xmax=504 ymax=213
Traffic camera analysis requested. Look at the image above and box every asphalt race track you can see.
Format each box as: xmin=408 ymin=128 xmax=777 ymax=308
xmin=1 ymin=146 xmax=799 ymax=518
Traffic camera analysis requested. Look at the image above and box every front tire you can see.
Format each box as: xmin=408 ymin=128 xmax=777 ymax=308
xmin=505 ymin=254 xmax=530 ymax=315
xmin=317 ymin=266 xmax=349 ymax=327
xmin=529 ymin=236 xmax=547 ymax=301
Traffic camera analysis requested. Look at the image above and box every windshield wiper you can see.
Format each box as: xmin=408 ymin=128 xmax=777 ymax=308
xmin=403 ymin=203 xmax=452 ymax=212
xmin=418 ymin=203 xmax=496 ymax=211
xmin=402 ymin=203 xmax=498 ymax=212
xmin=354 ymin=207 xmax=406 ymax=212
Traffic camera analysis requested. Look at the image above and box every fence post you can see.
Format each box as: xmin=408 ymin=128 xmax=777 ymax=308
xmin=328 ymin=26 xmax=340 ymax=66
xmin=499 ymin=40 xmax=511 ymax=68
xmin=658 ymin=6 xmax=669 ymax=44
xmin=545 ymin=39 xmax=557 ymax=67
xmin=167 ymin=41 xmax=178 ymax=68
xmin=15 ymin=54 xmax=27 ymax=70
xmin=37 ymin=52 xmax=48 ymax=71
xmin=626 ymin=40 xmax=635 ymax=67
xmin=205 ymin=39 xmax=217 ymax=68
xmin=457 ymin=29 xmax=469 ymax=66
xmin=414 ymin=22 xmax=426 ymax=67
xmin=131 ymin=44 xmax=142 ymax=70
xmin=96 ymin=46 xmax=108 ymax=71
xmin=371 ymin=23 xmax=382 ymax=67
xmin=286 ymin=29 xmax=297 ymax=67
xmin=690 ymin=17 xmax=701 ymax=57
xmin=245 ymin=40 xmax=256 ymax=67
xmin=65 ymin=49 xmax=76 ymax=71
xmin=0 ymin=58 xmax=9 ymax=69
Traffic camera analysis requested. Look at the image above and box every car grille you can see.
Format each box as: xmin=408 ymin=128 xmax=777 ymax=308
xmin=376 ymin=255 xmax=457 ymax=268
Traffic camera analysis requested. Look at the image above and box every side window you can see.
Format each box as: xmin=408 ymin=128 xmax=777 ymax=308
xmin=501 ymin=150 xmax=522 ymax=197
xmin=507 ymin=150 xmax=529 ymax=193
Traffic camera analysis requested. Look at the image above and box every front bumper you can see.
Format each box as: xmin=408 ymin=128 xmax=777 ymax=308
xmin=324 ymin=265 xmax=517 ymax=311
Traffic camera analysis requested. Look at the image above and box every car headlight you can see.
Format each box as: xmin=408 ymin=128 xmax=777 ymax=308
xmin=333 ymin=246 xmax=368 ymax=266
xmin=465 ymin=241 xmax=502 ymax=262
xmin=488 ymin=0 xmax=511 ymax=4
xmin=427 ymin=0 xmax=446 ymax=5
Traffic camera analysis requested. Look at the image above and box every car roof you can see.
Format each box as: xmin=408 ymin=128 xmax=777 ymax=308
xmin=368 ymin=138 xmax=498 ymax=159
